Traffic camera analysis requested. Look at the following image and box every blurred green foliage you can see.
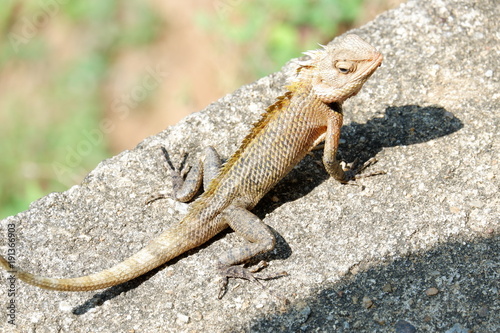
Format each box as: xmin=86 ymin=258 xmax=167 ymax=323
xmin=197 ymin=0 xmax=364 ymax=77
xmin=0 ymin=1 xmax=163 ymax=218
xmin=0 ymin=0 xmax=366 ymax=219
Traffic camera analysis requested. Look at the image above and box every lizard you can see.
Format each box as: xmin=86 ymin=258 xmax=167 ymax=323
xmin=0 ymin=34 xmax=383 ymax=297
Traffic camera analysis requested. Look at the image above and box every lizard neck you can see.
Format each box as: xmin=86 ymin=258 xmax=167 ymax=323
xmin=326 ymin=101 xmax=343 ymax=114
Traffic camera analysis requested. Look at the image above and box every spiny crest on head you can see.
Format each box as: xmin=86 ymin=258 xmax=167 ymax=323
xmin=294 ymin=43 xmax=329 ymax=80
xmin=296 ymin=44 xmax=327 ymax=67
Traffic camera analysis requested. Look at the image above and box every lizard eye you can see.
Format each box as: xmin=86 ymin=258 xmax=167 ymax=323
xmin=335 ymin=61 xmax=355 ymax=74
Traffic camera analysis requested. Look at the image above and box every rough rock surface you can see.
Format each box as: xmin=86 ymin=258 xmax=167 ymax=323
xmin=1 ymin=0 xmax=498 ymax=332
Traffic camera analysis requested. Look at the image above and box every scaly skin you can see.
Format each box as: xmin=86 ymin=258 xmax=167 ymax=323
xmin=0 ymin=34 xmax=382 ymax=293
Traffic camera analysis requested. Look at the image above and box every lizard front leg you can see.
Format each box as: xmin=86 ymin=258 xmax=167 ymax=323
xmin=217 ymin=205 xmax=286 ymax=298
xmin=322 ymin=111 xmax=382 ymax=182
xmin=146 ymin=146 xmax=222 ymax=204
xmin=322 ymin=111 xmax=350 ymax=182
xmin=170 ymin=146 xmax=222 ymax=201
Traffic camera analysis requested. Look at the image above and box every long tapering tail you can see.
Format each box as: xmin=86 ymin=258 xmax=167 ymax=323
xmin=0 ymin=216 xmax=223 ymax=291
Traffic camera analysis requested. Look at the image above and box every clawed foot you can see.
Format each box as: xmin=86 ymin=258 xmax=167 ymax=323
xmin=146 ymin=147 xmax=202 ymax=204
xmin=217 ymin=261 xmax=288 ymax=300
xmin=145 ymin=190 xmax=169 ymax=205
xmin=343 ymin=157 xmax=386 ymax=183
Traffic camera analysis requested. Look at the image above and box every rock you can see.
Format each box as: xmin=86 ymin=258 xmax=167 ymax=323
xmin=362 ymin=296 xmax=374 ymax=309
xmin=382 ymin=283 xmax=394 ymax=293
xmin=445 ymin=323 xmax=470 ymax=333
xmin=425 ymin=287 xmax=439 ymax=296
xmin=395 ymin=320 xmax=417 ymax=333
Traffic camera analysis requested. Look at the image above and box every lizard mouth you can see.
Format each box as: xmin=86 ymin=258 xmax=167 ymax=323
xmin=365 ymin=52 xmax=384 ymax=74
xmin=346 ymin=52 xmax=383 ymax=98
xmin=359 ymin=52 xmax=383 ymax=82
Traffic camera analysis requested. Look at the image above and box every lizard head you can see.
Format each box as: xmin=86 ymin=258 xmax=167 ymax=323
xmin=296 ymin=34 xmax=383 ymax=104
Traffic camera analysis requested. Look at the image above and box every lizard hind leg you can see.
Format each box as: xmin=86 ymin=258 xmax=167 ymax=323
xmin=217 ymin=206 xmax=287 ymax=299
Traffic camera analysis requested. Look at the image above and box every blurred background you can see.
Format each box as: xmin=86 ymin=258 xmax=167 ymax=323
xmin=0 ymin=0 xmax=403 ymax=218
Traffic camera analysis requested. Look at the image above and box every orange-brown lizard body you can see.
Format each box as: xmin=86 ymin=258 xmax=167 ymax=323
xmin=0 ymin=34 xmax=382 ymax=296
